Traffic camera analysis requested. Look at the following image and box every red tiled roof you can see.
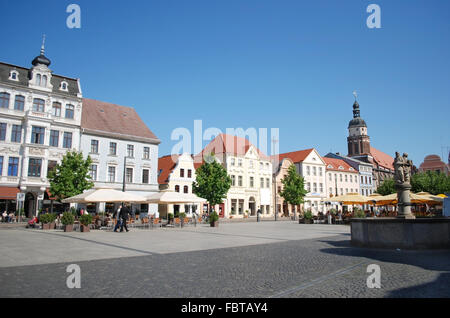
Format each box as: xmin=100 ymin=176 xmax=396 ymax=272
xmin=419 ymin=155 xmax=450 ymax=173
xmin=81 ymin=98 xmax=159 ymax=142
xmin=0 ymin=187 xmax=20 ymax=200
xmin=157 ymin=155 xmax=179 ymax=185
xmin=323 ymin=157 xmax=357 ymax=173
xmin=271 ymin=148 xmax=314 ymax=164
xmin=370 ymin=147 xmax=394 ymax=170
xmin=195 ymin=134 xmax=269 ymax=161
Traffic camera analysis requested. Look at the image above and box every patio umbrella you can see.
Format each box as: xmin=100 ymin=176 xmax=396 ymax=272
xmin=326 ymin=193 xmax=371 ymax=205
xmin=62 ymin=188 xmax=147 ymax=203
xmin=372 ymin=192 xmax=439 ymax=206
xmin=144 ymin=191 xmax=207 ymax=204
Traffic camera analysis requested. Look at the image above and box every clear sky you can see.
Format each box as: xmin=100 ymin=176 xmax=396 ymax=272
xmin=1 ymin=0 xmax=449 ymax=165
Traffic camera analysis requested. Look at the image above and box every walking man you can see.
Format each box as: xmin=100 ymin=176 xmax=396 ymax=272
xmin=113 ymin=205 xmax=122 ymax=232
xmin=120 ymin=204 xmax=130 ymax=232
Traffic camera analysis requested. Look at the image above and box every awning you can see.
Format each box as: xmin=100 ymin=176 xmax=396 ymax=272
xmin=0 ymin=187 xmax=20 ymax=200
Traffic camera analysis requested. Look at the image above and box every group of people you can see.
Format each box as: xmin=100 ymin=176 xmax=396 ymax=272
xmin=1 ymin=211 xmax=16 ymax=223
xmin=112 ymin=204 xmax=131 ymax=232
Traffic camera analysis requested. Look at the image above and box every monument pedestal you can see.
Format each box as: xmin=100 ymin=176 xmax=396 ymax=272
xmin=396 ymin=182 xmax=415 ymax=219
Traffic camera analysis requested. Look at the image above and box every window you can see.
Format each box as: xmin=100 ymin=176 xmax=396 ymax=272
xmin=32 ymin=98 xmax=45 ymax=112
xmin=52 ymin=102 xmax=61 ymax=117
xmin=306 ymin=166 xmax=310 ymax=176
xmin=0 ymin=156 xmax=2 ymax=175
xmin=361 ymin=176 xmax=364 ymax=184
xmin=339 ymin=174 xmax=343 ymax=182
xmin=11 ymin=125 xmax=22 ymax=143
xmin=238 ymin=159 xmax=242 ymax=167
xmin=89 ymin=165 xmax=97 ymax=181
xmin=14 ymin=95 xmax=24 ymax=111
xmin=260 ymin=162 xmax=263 ymax=170
xmin=50 ymin=130 xmax=59 ymax=147
xmin=266 ymin=178 xmax=270 ymax=188
xmin=36 ymin=74 xmax=41 ymax=85
xmin=0 ymin=123 xmax=6 ymax=141
xmin=313 ymin=166 xmax=317 ymax=176
xmin=320 ymin=183 xmax=323 ymax=193
xmin=329 ymin=173 xmax=332 ymax=181
xmin=143 ymin=147 xmax=150 ymax=159
xmin=0 ymin=92 xmax=10 ymax=108
xmin=231 ymin=175 xmax=236 ymax=186
xmin=313 ymin=183 xmax=317 ymax=193
xmin=307 ymin=183 xmax=311 ymax=192
xmin=250 ymin=177 xmax=254 ymax=188
xmin=63 ymin=132 xmax=72 ymax=149
xmin=31 ymin=126 xmax=45 ymax=144
xmin=42 ymin=75 xmax=47 ymax=87
xmin=60 ymin=81 xmax=68 ymax=91
xmin=175 ymin=185 xmax=180 ymax=193
xmin=230 ymin=158 xmax=235 ymax=166
xmin=9 ymin=71 xmax=18 ymax=81
xmin=260 ymin=177 xmax=264 ymax=188
xmin=8 ymin=157 xmax=19 ymax=176
xmin=345 ymin=175 xmax=348 ymax=182
xmin=180 ymin=169 xmax=185 ymax=178
xmin=65 ymin=104 xmax=74 ymax=119
xmin=238 ymin=176 xmax=243 ymax=187
xmin=126 ymin=168 xmax=133 ymax=183
xmin=142 ymin=169 xmax=149 ymax=184
xmin=249 ymin=160 xmax=253 ymax=169
xmin=369 ymin=177 xmax=372 ymax=184
xmin=108 ymin=167 xmax=116 ymax=182
xmin=188 ymin=169 xmax=192 ymax=178
xmin=319 ymin=167 xmax=323 ymax=176
xmin=47 ymin=160 xmax=57 ymax=176
xmin=183 ymin=186 xmax=189 ymax=194
xmin=127 ymin=145 xmax=134 ymax=158
xmin=28 ymin=158 xmax=42 ymax=177
xmin=91 ymin=140 xmax=99 ymax=154
xmin=109 ymin=142 xmax=117 ymax=155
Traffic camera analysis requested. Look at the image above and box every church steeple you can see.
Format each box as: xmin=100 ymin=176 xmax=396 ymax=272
xmin=347 ymin=91 xmax=371 ymax=157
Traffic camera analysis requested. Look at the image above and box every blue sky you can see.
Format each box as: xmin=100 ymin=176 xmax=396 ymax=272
xmin=1 ymin=0 xmax=449 ymax=165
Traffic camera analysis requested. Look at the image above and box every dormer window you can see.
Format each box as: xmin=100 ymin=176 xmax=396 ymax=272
xmin=338 ymin=166 xmax=344 ymax=170
xmin=9 ymin=71 xmax=19 ymax=81
xmin=60 ymin=81 xmax=69 ymax=91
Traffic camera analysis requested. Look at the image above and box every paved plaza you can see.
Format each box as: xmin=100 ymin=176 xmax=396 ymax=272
xmin=0 ymin=221 xmax=449 ymax=298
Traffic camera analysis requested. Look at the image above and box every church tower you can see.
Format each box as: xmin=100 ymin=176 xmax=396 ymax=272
xmin=347 ymin=96 xmax=371 ymax=157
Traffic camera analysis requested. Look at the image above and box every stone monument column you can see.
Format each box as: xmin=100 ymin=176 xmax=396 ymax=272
xmin=394 ymin=152 xmax=415 ymax=219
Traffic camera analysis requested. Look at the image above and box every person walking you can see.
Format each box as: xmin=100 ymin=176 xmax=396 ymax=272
xmin=119 ymin=204 xmax=130 ymax=232
xmin=113 ymin=205 xmax=122 ymax=232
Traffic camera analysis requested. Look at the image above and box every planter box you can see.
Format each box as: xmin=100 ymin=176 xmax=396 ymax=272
xmin=303 ymin=219 xmax=313 ymax=224
xmin=210 ymin=221 xmax=219 ymax=227
xmin=42 ymin=223 xmax=50 ymax=230
xmin=64 ymin=224 xmax=73 ymax=232
xmin=80 ymin=224 xmax=90 ymax=232
xmin=49 ymin=222 xmax=56 ymax=230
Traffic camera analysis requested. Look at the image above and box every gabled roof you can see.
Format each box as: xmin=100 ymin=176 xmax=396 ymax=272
xmin=323 ymin=157 xmax=357 ymax=173
xmin=195 ymin=134 xmax=269 ymax=161
xmin=370 ymin=147 xmax=394 ymax=170
xmin=81 ymin=98 xmax=160 ymax=143
xmin=271 ymin=148 xmax=315 ymax=164
xmin=157 ymin=155 xmax=180 ymax=185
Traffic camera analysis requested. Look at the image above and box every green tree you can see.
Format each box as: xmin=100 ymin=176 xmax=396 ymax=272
xmin=193 ymin=154 xmax=232 ymax=212
xmin=411 ymin=171 xmax=450 ymax=195
xmin=48 ymin=151 xmax=94 ymax=201
xmin=376 ymin=178 xmax=396 ymax=195
xmin=280 ymin=165 xmax=308 ymax=218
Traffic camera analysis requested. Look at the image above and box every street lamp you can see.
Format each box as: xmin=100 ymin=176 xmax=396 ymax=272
xmin=272 ymin=137 xmax=278 ymax=221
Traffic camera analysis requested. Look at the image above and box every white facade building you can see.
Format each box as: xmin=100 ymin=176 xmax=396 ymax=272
xmin=80 ymin=98 xmax=160 ymax=216
xmin=0 ymin=47 xmax=82 ymax=217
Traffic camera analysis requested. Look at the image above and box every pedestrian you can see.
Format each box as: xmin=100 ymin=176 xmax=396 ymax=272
xmin=120 ymin=204 xmax=130 ymax=232
xmin=113 ymin=205 xmax=122 ymax=232
xmin=2 ymin=211 xmax=8 ymax=223
xmin=257 ymin=207 xmax=262 ymax=222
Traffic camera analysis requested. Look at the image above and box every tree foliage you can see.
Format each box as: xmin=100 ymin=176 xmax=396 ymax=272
xmin=48 ymin=151 xmax=94 ymax=201
xmin=376 ymin=178 xmax=396 ymax=195
xmin=280 ymin=165 xmax=308 ymax=206
xmin=193 ymin=154 xmax=232 ymax=208
xmin=411 ymin=171 xmax=450 ymax=195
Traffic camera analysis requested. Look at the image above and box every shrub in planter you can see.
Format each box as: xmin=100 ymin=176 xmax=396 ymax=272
xmin=179 ymin=212 xmax=187 ymax=227
xmin=168 ymin=213 xmax=174 ymax=225
xmin=49 ymin=213 xmax=57 ymax=229
xmin=303 ymin=210 xmax=313 ymax=224
xmin=39 ymin=214 xmax=52 ymax=230
xmin=79 ymin=214 xmax=93 ymax=232
xmin=353 ymin=208 xmax=366 ymax=219
xmin=61 ymin=212 xmax=75 ymax=232
xmin=210 ymin=211 xmax=219 ymax=227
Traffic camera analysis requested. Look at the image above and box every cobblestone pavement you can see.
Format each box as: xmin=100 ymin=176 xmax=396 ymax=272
xmin=0 ymin=222 xmax=449 ymax=298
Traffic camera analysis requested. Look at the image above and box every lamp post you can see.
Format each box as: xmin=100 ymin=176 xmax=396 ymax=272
xmin=272 ymin=137 xmax=278 ymax=221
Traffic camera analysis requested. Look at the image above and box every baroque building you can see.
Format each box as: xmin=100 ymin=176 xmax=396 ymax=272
xmin=0 ymin=43 xmax=82 ymax=217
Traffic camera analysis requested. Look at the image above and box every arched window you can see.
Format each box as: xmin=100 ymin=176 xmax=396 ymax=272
xmin=0 ymin=92 xmax=10 ymax=108
xmin=65 ymin=104 xmax=74 ymax=119
xmin=183 ymin=186 xmax=189 ymax=194
xmin=52 ymin=102 xmax=61 ymax=117
xmin=42 ymin=75 xmax=47 ymax=87
xmin=175 ymin=185 xmax=180 ymax=193
xmin=14 ymin=95 xmax=25 ymax=111
xmin=32 ymin=98 xmax=45 ymax=112
xmin=36 ymin=74 xmax=41 ymax=85
xmin=9 ymin=71 xmax=18 ymax=81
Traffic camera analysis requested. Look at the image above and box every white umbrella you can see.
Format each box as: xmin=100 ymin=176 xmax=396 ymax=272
xmin=144 ymin=191 xmax=207 ymax=204
xmin=62 ymin=188 xmax=147 ymax=203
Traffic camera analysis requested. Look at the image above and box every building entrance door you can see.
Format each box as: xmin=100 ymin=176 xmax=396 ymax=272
xmin=24 ymin=193 xmax=36 ymax=218
xmin=249 ymin=197 xmax=256 ymax=216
